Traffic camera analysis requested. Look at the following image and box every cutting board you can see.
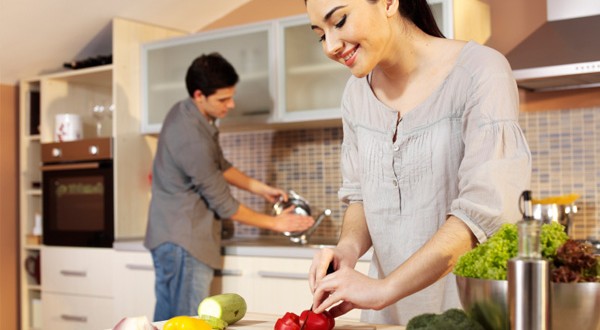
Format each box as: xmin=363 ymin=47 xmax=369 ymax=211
xmin=153 ymin=312 xmax=405 ymax=330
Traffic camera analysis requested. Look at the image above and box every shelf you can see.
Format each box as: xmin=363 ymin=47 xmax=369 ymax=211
xmin=43 ymin=64 xmax=113 ymax=83
xmin=27 ymin=285 xmax=42 ymax=291
xmin=26 ymin=189 xmax=42 ymax=196
xmin=28 ymin=135 xmax=41 ymax=142
xmin=24 ymin=245 xmax=42 ymax=251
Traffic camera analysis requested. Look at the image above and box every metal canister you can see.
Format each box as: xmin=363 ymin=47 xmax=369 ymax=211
xmin=508 ymin=191 xmax=552 ymax=330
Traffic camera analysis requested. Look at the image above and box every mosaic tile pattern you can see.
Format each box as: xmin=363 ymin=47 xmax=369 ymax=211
xmin=520 ymin=107 xmax=600 ymax=240
xmin=220 ymin=106 xmax=599 ymax=241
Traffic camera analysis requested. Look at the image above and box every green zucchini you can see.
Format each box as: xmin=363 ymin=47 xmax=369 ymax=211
xmin=198 ymin=293 xmax=247 ymax=325
xmin=198 ymin=314 xmax=228 ymax=330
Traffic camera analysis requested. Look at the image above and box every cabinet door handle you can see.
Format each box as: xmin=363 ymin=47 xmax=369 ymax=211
xmin=60 ymin=314 xmax=88 ymax=323
xmin=216 ymin=269 xmax=242 ymax=276
xmin=257 ymin=271 xmax=307 ymax=280
xmin=125 ymin=264 xmax=154 ymax=271
xmin=60 ymin=270 xmax=87 ymax=277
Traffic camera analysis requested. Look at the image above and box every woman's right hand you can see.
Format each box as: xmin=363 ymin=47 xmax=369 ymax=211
xmin=271 ymin=205 xmax=314 ymax=233
xmin=307 ymin=247 xmax=363 ymax=317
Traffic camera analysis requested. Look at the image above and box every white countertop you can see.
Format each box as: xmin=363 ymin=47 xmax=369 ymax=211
xmin=152 ymin=312 xmax=404 ymax=330
xmin=113 ymin=237 xmax=373 ymax=261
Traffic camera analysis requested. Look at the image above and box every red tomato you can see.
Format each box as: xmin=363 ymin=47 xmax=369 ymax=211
xmin=299 ymin=310 xmax=335 ymax=330
xmin=274 ymin=312 xmax=301 ymax=330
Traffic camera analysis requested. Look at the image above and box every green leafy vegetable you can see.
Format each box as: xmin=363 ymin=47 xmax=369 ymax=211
xmin=453 ymin=222 xmax=568 ymax=280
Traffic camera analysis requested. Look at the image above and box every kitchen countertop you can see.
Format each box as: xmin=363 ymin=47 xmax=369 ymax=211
xmin=113 ymin=236 xmax=373 ymax=261
xmin=152 ymin=312 xmax=405 ymax=330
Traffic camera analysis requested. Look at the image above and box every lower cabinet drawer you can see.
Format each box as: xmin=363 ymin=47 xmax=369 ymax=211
xmin=42 ymin=246 xmax=114 ymax=297
xmin=42 ymin=292 xmax=116 ymax=330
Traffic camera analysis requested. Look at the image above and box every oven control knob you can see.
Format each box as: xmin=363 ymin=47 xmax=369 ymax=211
xmin=89 ymin=145 xmax=99 ymax=155
xmin=51 ymin=148 xmax=62 ymax=157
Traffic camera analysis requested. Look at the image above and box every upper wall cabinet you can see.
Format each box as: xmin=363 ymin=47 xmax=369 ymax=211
xmin=274 ymin=15 xmax=351 ymax=125
xmin=141 ymin=1 xmax=453 ymax=133
xmin=141 ymin=22 xmax=274 ymax=133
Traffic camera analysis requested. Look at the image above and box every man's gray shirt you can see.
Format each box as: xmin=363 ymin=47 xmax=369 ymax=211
xmin=144 ymin=98 xmax=240 ymax=268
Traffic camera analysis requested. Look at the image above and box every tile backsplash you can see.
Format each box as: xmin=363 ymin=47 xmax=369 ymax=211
xmin=221 ymin=106 xmax=599 ymax=241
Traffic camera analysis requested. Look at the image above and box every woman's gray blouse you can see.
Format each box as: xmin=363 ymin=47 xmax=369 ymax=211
xmin=338 ymin=41 xmax=532 ymax=325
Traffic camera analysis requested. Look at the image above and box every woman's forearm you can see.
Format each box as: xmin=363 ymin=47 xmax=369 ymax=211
xmin=337 ymin=203 xmax=373 ymax=265
xmin=380 ymin=216 xmax=477 ymax=306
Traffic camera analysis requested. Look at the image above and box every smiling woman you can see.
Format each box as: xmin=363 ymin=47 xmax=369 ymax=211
xmin=303 ymin=0 xmax=531 ymax=326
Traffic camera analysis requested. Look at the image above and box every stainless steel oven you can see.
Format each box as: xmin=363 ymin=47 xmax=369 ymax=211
xmin=41 ymin=138 xmax=114 ymax=247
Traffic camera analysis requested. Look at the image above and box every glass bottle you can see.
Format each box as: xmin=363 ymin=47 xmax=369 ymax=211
xmin=508 ymin=190 xmax=552 ymax=330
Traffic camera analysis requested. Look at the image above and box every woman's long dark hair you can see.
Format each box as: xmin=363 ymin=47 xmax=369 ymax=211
xmin=304 ymin=0 xmax=445 ymax=38
xmin=397 ymin=0 xmax=445 ymax=38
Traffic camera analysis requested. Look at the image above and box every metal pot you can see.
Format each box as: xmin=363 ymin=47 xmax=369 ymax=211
xmin=272 ymin=190 xmax=331 ymax=244
xmin=532 ymin=203 xmax=577 ymax=236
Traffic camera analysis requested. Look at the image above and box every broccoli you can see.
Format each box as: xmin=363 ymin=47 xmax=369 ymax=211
xmin=406 ymin=309 xmax=485 ymax=330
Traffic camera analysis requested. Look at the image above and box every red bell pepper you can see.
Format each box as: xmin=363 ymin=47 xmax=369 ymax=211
xmin=274 ymin=312 xmax=301 ymax=330
xmin=299 ymin=310 xmax=335 ymax=330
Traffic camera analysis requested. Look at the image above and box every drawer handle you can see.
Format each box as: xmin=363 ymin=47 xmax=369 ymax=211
xmin=61 ymin=314 xmax=88 ymax=323
xmin=215 ymin=269 xmax=242 ymax=276
xmin=257 ymin=271 xmax=307 ymax=280
xmin=125 ymin=264 xmax=154 ymax=271
xmin=60 ymin=270 xmax=87 ymax=277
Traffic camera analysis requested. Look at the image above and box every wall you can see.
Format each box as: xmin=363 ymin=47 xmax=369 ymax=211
xmin=0 ymin=83 xmax=19 ymax=329
xmin=222 ymin=106 xmax=600 ymax=241
xmin=201 ymin=0 xmax=305 ymax=31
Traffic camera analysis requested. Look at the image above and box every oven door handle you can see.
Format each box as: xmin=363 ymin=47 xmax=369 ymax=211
xmin=41 ymin=163 xmax=100 ymax=171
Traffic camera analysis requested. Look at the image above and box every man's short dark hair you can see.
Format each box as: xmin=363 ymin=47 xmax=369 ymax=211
xmin=185 ymin=52 xmax=239 ymax=97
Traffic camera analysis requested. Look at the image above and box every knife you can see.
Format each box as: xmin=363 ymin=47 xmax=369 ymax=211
xmin=300 ymin=261 xmax=336 ymax=330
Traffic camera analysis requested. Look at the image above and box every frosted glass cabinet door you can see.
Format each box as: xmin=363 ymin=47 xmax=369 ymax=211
xmin=277 ymin=16 xmax=350 ymax=123
xmin=141 ymin=22 xmax=274 ymax=133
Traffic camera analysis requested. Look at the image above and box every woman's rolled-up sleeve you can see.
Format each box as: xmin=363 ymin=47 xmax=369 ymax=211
xmin=338 ymin=96 xmax=363 ymax=205
xmin=450 ymin=52 xmax=532 ymax=243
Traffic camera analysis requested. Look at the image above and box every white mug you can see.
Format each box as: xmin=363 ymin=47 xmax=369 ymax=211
xmin=54 ymin=113 xmax=82 ymax=142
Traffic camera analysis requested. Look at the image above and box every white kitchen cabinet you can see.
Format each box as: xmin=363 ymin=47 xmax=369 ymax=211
xmin=219 ymin=255 xmax=369 ymax=321
xmin=41 ymin=246 xmax=116 ymax=330
xmin=112 ymin=249 xmax=156 ymax=322
xmin=141 ymin=21 xmax=274 ymax=133
xmin=42 ymin=292 xmax=114 ymax=330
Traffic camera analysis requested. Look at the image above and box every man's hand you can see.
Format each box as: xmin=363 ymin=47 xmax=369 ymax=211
xmin=271 ymin=206 xmax=314 ymax=233
xmin=257 ymin=184 xmax=288 ymax=204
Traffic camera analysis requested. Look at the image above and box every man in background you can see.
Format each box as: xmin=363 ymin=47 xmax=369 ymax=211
xmin=144 ymin=52 xmax=314 ymax=321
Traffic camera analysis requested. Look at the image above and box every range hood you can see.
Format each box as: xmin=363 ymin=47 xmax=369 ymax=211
xmin=505 ymin=0 xmax=600 ymax=92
